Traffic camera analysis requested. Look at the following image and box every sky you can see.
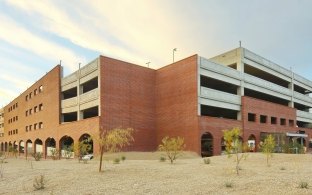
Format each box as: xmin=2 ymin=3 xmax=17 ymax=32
xmin=0 ymin=0 xmax=311 ymax=107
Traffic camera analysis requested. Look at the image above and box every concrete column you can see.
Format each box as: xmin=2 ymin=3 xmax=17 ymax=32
xmin=288 ymin=71 xmax=294 ymax=108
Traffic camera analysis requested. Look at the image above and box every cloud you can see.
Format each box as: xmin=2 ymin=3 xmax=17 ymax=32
xmin=0 ymin=12 xmax=85 ymax=73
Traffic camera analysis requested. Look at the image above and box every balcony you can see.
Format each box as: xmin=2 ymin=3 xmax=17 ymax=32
xmin=200 ymin=57 xmax=241 ymax=80
xmin=244 ymin=74 xmax=291 ymax=100
xmin=80 ymin=88 xmax=99 ymax=104
xmin=200 ymin=87 xmax=241 ymax=105
xmin=297 ymin=110 xmax=312 ymax=123
xmin=294 ymin=92 xmax=312 ymax=105
xmin=61 ymin=97 xmax=78 ymax=108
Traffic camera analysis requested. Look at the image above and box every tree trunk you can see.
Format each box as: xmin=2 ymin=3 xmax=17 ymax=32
xmin=99 ymin=146 xmax=104 ymax=172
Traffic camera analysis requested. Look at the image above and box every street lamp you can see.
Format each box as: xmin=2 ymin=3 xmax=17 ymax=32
xmin=173 ymin=48 xmax=177 ymax=63
xmin=146 ymin=62 xmax=151 ymax=68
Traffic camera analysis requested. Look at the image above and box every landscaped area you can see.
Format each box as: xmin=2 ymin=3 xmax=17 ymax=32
xmin=0 ymin=152 xmax=312 ymax=194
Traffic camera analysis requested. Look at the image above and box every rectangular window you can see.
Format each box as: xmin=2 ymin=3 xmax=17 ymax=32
xmin=39 ymin=85 xmax=43 ymax=93
xmin=16 ymin=129 xmax=18 ymax=134
xmin=16 ymin=103 xmax=18 ymax=108
xmin=248 ymin=113 xmax=256 ymax=122
xmin=39 ymin=104 xmax=43 ymax=111
xmin=16 ymin=116 xmax=18 ymax=121
xmin=29 ymin=109 xmax=32 ymax=115
xmin=26 ymin=110 xmax=28 ymax=116
xmin=39 ymin=122 xmax=43 ymax=129
xmin=29 ymin=92 xmax=32 ymax=99
xmin=34 ymin=89 xmax=38 ymax=95
xmin=26 ymin=126 xmax=28 ymax=132
xmin=280 ymin=118 xmax=286 ymax=125
xmin=34 ymin=123 xmax=37 ymax=130
xmin=34 ymin=106 xmax=38 ymax=113
xmin=271 ymin=117 xmax=277 ymax=124
xmin=29 ymin=125 xmax=32 ymax=131
xmin=26 ymin=95 xmax=28 ymax=101
xmin=289 ymin=120 xmax=294 ymax=127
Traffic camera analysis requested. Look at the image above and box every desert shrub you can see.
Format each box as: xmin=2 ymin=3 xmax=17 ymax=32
xmin=121 ymin=156 xmax=126 ymax=161
xmin=203 ymin=157 xmax=211 ymax=164
xmin=50 ymin=148 xmax=59 ymax=160
xmin=223 ymin=127 xmax=248 ymax=175
xmin=32 ymin=152 xmax=43 ymax=161
xmin=158 ymin=136 xmax=185 ymax=164
xmin=283 ymin=142 xmax=304 ymax=154
xmin=159 ymin=156 xmax=166 ymax=162
xmin=74 ymin=140 xmax=91 ymax=163
xmin=225 ymin=181 xmax=233 ymax=188
xmin=299 ymin=181 xmax=308 ymax=189
xmin=33 ymin=175 xmax=45 ymax=190
xmin=113 ymin=158 xmax=120 ymax=164
xmin=63 ymin=145 xmax=73 ymax=159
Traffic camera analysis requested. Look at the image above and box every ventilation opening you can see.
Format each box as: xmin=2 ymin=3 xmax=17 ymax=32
xmin=62 ymin=112 xmax=77 ymax=122
xmin=62 ymin=87 xmax=77 ymax=99
xmin=82 ymin=77 xmax=98 ymax=93
xmin=201 ymin=105 xmax=238 ymax=120
xmin=245 ymin=88 xmax=289 ymax=106
xmin=245 ymin=64 xmax=289 ymax=88
xmin=200 ymin=75 xmax=237 ymax=95
xmin=82 ymin=106 xmax=99 ymax=119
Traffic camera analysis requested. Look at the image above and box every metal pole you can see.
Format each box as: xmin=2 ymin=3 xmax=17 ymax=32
xmin=173 ymin=48 xmax=177 ymax=63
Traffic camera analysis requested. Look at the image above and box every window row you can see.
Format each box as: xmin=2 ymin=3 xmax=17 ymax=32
xmin=8 ymin=116 xmax=18 ymax=124
xmin=25 ymin=122 xmax=43 ymax=132
xmin=25 ymin=85 xmax=43 ymax=101
xmin=248 ymin=113 xmax=295 ymax=127
xmin=8 ymin=102 xmax=18 ymax=112
xmin=8 ymin=129 xmax=18 ymax=136
xmin=25 ymin=104 xmax=43 ymax=116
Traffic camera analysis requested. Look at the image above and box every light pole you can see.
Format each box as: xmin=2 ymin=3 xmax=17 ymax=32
xmin=173 ymin=48 xmax=177 ymax=63
xmin=146 ymin=62 xmax=151 ymax=68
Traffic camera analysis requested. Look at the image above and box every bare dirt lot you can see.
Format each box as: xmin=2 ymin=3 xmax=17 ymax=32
xmin=0 ymin=152 xmax=312 ymax=195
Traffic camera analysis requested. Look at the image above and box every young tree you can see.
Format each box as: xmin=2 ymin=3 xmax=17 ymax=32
xmin=74 ymin=140 xmax=91 ymax=163
xmin=260 ymin=134 xmax=275 ymax=166
xmin=223 ymin=127 xmax=248 ymax=175
xmin=95 ymin=127 xmax=134 ymax=172
xmin=158 ymin=136 xmax=185 ymax=164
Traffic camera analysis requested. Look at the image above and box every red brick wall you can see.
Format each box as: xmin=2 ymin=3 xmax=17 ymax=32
xmin=99 ymin=56 xmax=156 ymax=151
xmin=1 ymin=66 xmax=61 ymax=155
xmin=199 ymin=116 xmax=242 ymax=155
xmin=155 ymin=55 xmax=199 ymax=152
xmin=241 ymin=96 xmax=305 ymax=150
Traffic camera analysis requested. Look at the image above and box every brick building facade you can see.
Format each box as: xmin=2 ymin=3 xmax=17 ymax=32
xmin=0 ymin=47 xmax=311 ymax=158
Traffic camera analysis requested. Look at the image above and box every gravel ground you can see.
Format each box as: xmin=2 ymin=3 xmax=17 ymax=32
xmin=0 ymin=152 xmax=312 ymax=195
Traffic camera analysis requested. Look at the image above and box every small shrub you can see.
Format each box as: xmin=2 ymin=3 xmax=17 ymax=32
xmin=159 ymin=156 xmax=166 ymax=162
xmin=121 ymin=156 xmax=126 ymax=161
xmin=50 ymin=148 xmax=59 ymax=160
xmin=299 ymin=181 xmax=308 ymax=189
xmin=203 ymin=157 xmax=211 ymax=164
xmin=33 ymin=175 xmax=45 ymax=190
xmin=225 ymin=181 xmax=233 ymax=188
xmin=32 ymin=152 xmax=43 ymax=161
xmin=280 ymin=167 xmax=286 ymax=170
xmin=113 ymin=158 xmax=120 ymax=164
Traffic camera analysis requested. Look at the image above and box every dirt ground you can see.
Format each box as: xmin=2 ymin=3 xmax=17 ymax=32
xmin=0 ymin=152 xmax=312 ymax=195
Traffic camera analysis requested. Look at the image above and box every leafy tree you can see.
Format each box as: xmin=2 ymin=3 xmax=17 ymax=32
xmin=158 ymin=136 xmax=185 ymax=164
xmin=95 ymin=127 xmax=134 ymax=172
xmin=260 ymin=134 xmax=275 ymax=166
xmin=223 ymin=127 xmax=248 ymax=175
xmin=74 ymin=140 xmax=92 ymax=163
